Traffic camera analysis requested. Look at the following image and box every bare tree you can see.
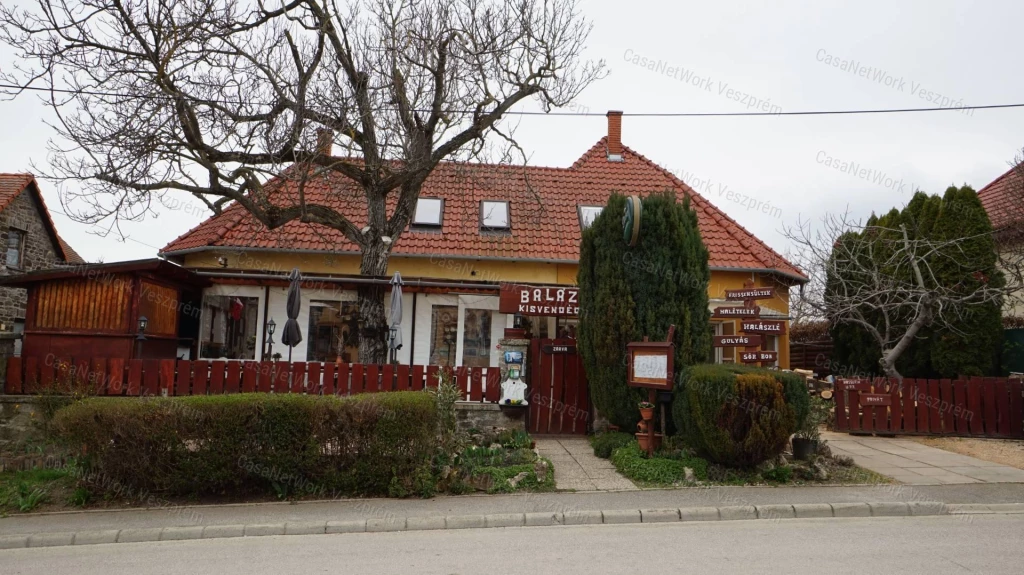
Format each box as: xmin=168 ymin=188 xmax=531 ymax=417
xmin=996 ymin=149 xmax=1024 ymax=317
xmin=0 ymin=0 xmax=604 ymax=362
xmin=785 ymin=209 xmax=1012 ymax=383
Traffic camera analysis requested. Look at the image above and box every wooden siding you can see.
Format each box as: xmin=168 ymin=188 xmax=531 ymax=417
xmin=30 ymin=274 xmax=132 ymax=332
xmin=138 ymin=281 xmax=178 ymax=336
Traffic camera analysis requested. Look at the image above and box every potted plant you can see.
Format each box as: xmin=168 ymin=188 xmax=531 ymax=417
xmin=638 ymin=401 xmax=655 ymax=421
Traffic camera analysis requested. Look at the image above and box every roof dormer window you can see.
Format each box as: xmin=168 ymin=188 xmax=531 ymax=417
xmin=480 ymin=200 xmax=510 ymax=230
xmin=412 ymin=197 xmax=444 ymax=227
xmin=578 ymin=205 xmax=603 ymax=229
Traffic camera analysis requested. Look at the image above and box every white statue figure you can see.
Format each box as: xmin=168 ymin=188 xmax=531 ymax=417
xmin=500 ymin=371 xmax=528 ymax=405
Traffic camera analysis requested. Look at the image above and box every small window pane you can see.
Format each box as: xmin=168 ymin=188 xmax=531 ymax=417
xmin=462 ymin=309 xmax=493 ymax=368
xmin=200 ymin=295 xmax=259 ymax=359
xmin=579 ymin=206 xmax=603 ymax=229
xmin=306 ymin=300 xmax=360 ymax=362
xmin=6 ymin=230 xmax=23 ymax=267
xmin=413 ymin=198 xmax=443 ymax=226
xmin=481 ymin=201 xmax=509 ymax=229
xmin=429 ymin=305 xmax=458 ymax=366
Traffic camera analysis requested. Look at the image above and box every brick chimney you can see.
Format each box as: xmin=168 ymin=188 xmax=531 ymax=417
xmin=316 ymin=128 xmax=334 ymax=156
xmin=606 ymin=110 xmax=623 ymax=161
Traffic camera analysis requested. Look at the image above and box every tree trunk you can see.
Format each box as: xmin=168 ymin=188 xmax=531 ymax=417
xmin=357 ymin=240 xmax=391 ymax=364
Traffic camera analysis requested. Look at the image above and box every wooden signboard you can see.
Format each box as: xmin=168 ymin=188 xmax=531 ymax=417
xmin=837 ymin=378 xmax=870 ymax=391
xmin=740 ymin=350 xmax=778 ymax=364
xmin=724 ymin=287 xmax=774 ymax=301
xmin=739 ymin=320 xmax=787 ymax=335
xmin=712 ymin=335 xmax=762 ymax=347
xmin=712 ymin=306 xmax=760 ymax=319
xmin=626 ymin=341 xmax=675 ymax=391
xmin=499 ymin=283 xmax=579 ymax=317
xmin=859 ymin=393 xmax=892 ymax=406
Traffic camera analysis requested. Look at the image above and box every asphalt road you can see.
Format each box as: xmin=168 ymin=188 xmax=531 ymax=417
xmin=2 ymin=515 xmax=1022 ymax=574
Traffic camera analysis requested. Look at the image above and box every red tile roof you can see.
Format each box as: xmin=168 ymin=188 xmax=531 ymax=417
xmin=977 ymin=164 xmax=1023 ymax=232
xmin=0 ymin=173 xmax=83 ymax=263
xmin=161 ymin=139 xmax=806 ymax=281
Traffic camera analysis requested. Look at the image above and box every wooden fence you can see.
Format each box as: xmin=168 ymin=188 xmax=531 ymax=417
xmin=834 ymin=377 xmax=1024 ymax=438
xmin=3 ymin=356 xmax=502 ymax=402
xmin=788 ymin=340 xmax=833 ymax=375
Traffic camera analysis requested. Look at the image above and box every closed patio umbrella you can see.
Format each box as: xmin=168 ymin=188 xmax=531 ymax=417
xmin=389 ymin=272 xmax=404 ymax=363
xmin=281 ymin=268 xmax=303 ymax=363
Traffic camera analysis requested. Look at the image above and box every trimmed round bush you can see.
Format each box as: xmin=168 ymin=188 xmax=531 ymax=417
xmin=51 ymin=392 xmax=439 ymax=498
xmin=673 ymin=364 xmax=797 ymax=468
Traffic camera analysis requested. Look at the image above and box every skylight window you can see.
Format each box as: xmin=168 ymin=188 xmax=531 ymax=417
xmin=480 ymin=200 xmax=510 ymax=230
xmin=413 ymin=198 xmax=443 ymax=226
xmin=578 ymin=205 xmax=603 ymax=229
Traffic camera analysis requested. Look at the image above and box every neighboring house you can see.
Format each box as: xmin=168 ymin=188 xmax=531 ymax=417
xmin=0 ymin=174 xmax=85 ymax=357
xmin=977 ymin=165 xmax=1024 ymax=318
xmin=160 ymin=111 xmax=807 ymax=369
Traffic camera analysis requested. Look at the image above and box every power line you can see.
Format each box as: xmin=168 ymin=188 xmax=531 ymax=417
xmin=1 ymin=82 xmax=1020 ymax=117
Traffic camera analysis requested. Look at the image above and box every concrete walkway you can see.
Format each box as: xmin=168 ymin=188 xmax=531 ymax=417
xmin=825 ymin=432 xmax=1024 ymax=485
xmin=535 ymin=437 xmax=638 ymax=491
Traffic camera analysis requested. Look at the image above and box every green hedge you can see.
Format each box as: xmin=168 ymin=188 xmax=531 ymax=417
xmin=672 ymin=364 xmax=798 ymax=468
xmin=51 ymin=392 xmax=439 ymax=498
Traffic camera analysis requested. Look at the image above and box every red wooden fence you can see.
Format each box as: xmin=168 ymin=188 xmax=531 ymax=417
xmin=3 ymin=356 xmax=502 ymax=403
xmin=834 ymin=377 xmax=1024 ymax=439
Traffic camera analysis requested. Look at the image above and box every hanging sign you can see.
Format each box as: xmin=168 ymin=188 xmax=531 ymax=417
xmin=622 ymin=195 xmax=642 ymax=247
xmin=542 ymin=344 xmax=577 ymax=354
xmin=713 ymin=306 xmax=760 ymax=318
xmin=499 ymin=283 xmax=579 ymax=316
xmin=739 ymin=319 xmax=787 ymax=335
xmin=836 ymin=378 xmax=869 ymax=391
xmin=740 ymin=350 xmax=778 ymax=363
xmin=724 ymin=287 xmax=775 ymax=301
xmin=712 ymin=335 xmax=763 ymax=347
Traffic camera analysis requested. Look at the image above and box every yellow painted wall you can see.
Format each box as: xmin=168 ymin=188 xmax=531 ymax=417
xmin=184 ymin=249 xmax=795 ymax=368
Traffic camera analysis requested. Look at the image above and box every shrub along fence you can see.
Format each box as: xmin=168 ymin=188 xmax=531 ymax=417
xmin=834 ymin=377 xmax=1024 ymax=438
xmin=3 ymin=356 xmax=502 ymax=402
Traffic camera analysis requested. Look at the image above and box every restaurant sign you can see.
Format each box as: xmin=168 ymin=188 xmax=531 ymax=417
xmin=499 ymin=283 xmax=580 ymax=317
xmin=739 ymin=320 xmax=787 ymax=335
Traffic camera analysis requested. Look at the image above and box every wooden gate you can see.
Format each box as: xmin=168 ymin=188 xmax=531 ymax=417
xmin=834 ymin=377 xmax=1024 ymax=438
xmin=528 ymin=338 xmax=590 ymax=434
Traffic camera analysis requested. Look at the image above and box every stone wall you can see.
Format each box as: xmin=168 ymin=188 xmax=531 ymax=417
xmin=0 ymin=395 xmax=43 ymax=449
xmin=455 ymin=402 xmax=526 ymax=433
xmin=0 ymin=189 xmax=67 ymax=330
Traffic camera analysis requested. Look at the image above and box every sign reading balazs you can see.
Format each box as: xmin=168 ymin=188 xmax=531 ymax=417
xmin=499 ymin=283 xmax=579 ymax=317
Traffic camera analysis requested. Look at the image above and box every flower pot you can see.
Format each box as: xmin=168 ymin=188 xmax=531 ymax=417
xmin=792 ymin=437 xmax=819 ymax=460
xmin=639 ymin=407 xmax=654 ymax=421
xmin=635 ymin=432 xmax=663 ymax=453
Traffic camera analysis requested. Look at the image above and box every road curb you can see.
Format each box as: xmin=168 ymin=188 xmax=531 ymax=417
xmin=1 ymin=501 xmax=1021 ymax=550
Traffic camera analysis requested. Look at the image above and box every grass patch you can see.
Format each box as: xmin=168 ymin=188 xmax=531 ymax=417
xmin=471 ymin=459 xmax=556 ymax=494
xmin=590 ymin=431 xmax=634 ymax=459
xmin=0 ymin=467 xmax=75 ymax=514
xmin=610 ymin=443 xmax=709 ymax=487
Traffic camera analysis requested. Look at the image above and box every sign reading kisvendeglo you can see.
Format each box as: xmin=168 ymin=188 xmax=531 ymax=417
xmin=499 ymin=283 xmax=580 ymax=317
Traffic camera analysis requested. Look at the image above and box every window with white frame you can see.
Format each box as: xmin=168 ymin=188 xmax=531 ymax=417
xmin=429 ymin=305 xmax=459 ymax=366
xmin=578 ymin=205 xmax=603 ymax=229
xmin=199 ymin=295 xmax=259 ymax=359
xmin=480 ymin=200 xmax=510 ymax=230
xmin=412 ymin=198 xmax=444 ymax=227
xmin=306 ymin=300 xmax=360 ymax=362
xmin=461 ymin=309 xmax=493 ymax=368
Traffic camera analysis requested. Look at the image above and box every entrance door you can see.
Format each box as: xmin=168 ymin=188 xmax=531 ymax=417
xmin=528 ymin=338 xmax=590 ymax=434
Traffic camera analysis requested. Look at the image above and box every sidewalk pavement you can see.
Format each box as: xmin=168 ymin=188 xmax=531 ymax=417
xmin=535 ymin=437 xmax=638 ymax=491
xmin=824 ymin=432 xmax=1024 ymax=485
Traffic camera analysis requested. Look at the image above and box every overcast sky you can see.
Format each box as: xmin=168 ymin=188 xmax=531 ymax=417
xmin=1 ymin=0 xmax=1021 ymax=264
